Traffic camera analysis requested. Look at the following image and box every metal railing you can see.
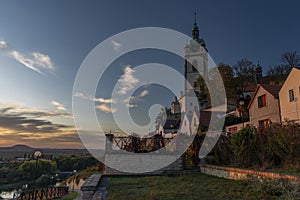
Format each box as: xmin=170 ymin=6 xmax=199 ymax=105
xmin=14 ymin=186 xmax=68 ymax=200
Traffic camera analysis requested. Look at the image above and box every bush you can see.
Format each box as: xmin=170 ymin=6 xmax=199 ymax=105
xmin=209 ymin=123 xmax=300 ymax=171
xmin=231 ymin=126 xmax=258 ymax=168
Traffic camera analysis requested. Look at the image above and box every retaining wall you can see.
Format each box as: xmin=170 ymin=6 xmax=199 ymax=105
xmin=200 ymin=164 xmax=300 ymax=183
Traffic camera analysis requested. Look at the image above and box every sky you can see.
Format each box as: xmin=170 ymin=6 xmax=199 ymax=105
xmin=0 ymin=0 xmax=299 ymax=148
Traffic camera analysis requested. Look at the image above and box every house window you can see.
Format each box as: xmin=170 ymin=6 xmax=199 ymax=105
xmin=289 ymin=89 xmax=295 ymax=102
xmin=184 ymin=120 xmax=186 ymax=126
xmin=258 ymin=119 xmax=270 ymax=127
xmin=258 ymin=95 xmax=266 ymax=108
xmin=229 ymin=127 xmax=237 ymax=134
xmin=194 ymin=119 xmax=197 ymax=127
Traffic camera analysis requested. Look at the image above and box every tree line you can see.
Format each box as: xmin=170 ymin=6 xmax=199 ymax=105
xmin=0 ymin=155 xmax=103 ymax=189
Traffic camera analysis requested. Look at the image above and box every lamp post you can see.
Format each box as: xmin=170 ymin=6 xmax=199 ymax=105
xmin=239 ymin=100 xmax=245 ymax=128
xmin=72 ymin=170 xmax=77 ymax=191
xmin=34 ymin=151 xmax=42 ymax=188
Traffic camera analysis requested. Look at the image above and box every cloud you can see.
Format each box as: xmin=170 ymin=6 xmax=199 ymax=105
xmin=123 ymin=89 xmax=149 ymax=108
xmin=111 ymin=40 xmax=122 ymax=51
xmin=0 ymin=106 xmax=72 ymax=134
xmin=0 ymin=40 xmax=7 ymax=49
xmin=9 ymin=51 xmax=54 ymax=75
xmin=96 ymin=104 xmax=117 ymax=113
xmin=126 ymin=104 xmax=137 ymax=108
xmin=0 ymin=39 xmax=54 ymax=75
xmin=93 ymin=98 xmax=116 ymax=103
xmin=51 ymin=100 xmax=67 ymax=111
xmin=73 ymin=92 xmax=116 ymax=103
xmin=118 ymin=65 xmax=139 ymax=95
xmin=0 ymin=103 xmax=73 ymax=119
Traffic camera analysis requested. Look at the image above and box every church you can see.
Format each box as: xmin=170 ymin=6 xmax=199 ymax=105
xmin=159 ymin=16 xmax=209 ymax=136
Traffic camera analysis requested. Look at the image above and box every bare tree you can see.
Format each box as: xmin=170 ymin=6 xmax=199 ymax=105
xmin=281 ymin=51 xmax=300 ymax=69
xmin=233 ymin=58 xmax=256 ymax=95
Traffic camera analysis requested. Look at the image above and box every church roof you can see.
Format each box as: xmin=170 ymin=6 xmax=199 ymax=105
xmin=186 ymin=13 xmax=207 ymax=52
xmin=162 ymin=119 xmax=181 ymax=130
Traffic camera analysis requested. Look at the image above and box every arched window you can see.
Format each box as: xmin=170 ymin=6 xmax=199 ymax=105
xmin=192 ymin=60 xmax=198 ymax=72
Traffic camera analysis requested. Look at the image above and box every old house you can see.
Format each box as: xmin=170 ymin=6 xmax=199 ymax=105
xmin=248 ymin=84 xmax=281 ymax=127
xmin=279 ymin=67 xmax=300 ymax=124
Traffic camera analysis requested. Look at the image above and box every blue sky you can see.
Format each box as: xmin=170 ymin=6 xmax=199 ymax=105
xmin=0 ymin=0 xmax=299 ymax=148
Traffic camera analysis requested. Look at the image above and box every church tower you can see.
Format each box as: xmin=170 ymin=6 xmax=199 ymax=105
xmin=184 ymin=14 xmax=208 ymax=93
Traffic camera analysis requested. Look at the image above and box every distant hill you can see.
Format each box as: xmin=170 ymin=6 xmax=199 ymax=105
xmin=10 ymin=144 xmax=34 ymax=151
xmin=0 ymin=144 xmax=97 ymax=158
xmin=0 ymin=144 xmax=35 ymax=153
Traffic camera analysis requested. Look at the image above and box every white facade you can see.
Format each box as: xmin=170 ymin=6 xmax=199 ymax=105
xmin=180 ymin=114 xmax=191 ymax=136
xmin=179 ymin=111 xmax=200 ymax=136
xmin=191 ymin=110 xmax=200 ymax=135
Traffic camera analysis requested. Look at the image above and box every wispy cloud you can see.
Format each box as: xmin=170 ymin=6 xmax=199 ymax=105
xmin=0 ymin=104 xmax=73 ymax=119
xmin=51 ymin=100 xmax=67 ymax=111
xmin=0 ymin=39 xmax=54 ymax=75
xmin=94 ymin=98 xmax=116 ymax=103
xmin=74 ymin=92 xmax=117 ymax=113
xmin=123 ymin=89 xmax=149 ymax=108
xmin=73 ymin=92 xmax=116 ymax=103
xmin=111 ymin=40 xmax=122 ymax=51
xmin=96 ymin=104 xmax=117 ymax=113
xmin=9 ymin=51 xmax=54 ymax=75
xmin=0 ymin=40 xmax=8 ymax=49
xmin=118 ymin=65 xmax=139 ymax=95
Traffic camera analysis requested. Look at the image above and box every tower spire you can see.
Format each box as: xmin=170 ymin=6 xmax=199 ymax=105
xmin=192 ymin=11 xmax=199 ymax=39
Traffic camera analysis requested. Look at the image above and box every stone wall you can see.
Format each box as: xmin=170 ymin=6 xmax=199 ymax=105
xmin=81 ymin=174 xmax=102 ymax=200
xmin=104 ymin=154 xmax=183 ymax=175
xmin=200 ymin=164 xmax=300 ymax=183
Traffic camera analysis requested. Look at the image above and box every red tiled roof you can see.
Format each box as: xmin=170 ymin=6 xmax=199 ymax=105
xmin=247 ymin=84 xmax=281 ymax=109
xmin=260 ymin=84 xmax=281 ymax=98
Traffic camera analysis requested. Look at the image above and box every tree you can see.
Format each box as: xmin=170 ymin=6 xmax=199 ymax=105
xmin=266 ymin=51 xmax=300 ymax=84
xmin=233 ymin=59 xmax=256 ymax=77
xmin=18 ymin=160 xmax=57 ymax=180
xmin=281 ymin=51 xmax=300 ymax=69
xmin=195 ymin=63 xmax=234 ymax=106
xmin=36 ymin=174 xmax=55 ymax=187
xmin=154 ymin=107 xmax=172 ymax=130
xmin=230 ymin=127 xmax=258 ymax=167
xmin=210 ymin=63 xmax=236 ymax=99
xmin=233 ymin=58 xmax=256 ymax=95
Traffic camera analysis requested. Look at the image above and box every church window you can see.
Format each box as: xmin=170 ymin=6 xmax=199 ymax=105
xmin=192 ymin=60 xmax=198 ymax=72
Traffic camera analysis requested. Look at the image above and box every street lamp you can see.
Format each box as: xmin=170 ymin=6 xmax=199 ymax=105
xmin=34 ymin=151 xmax=42 ymax=188
xmin=239 ymin=100 xmax=245 ymax=128
xmin=72 ymin=170 xmax=77 ymax=191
